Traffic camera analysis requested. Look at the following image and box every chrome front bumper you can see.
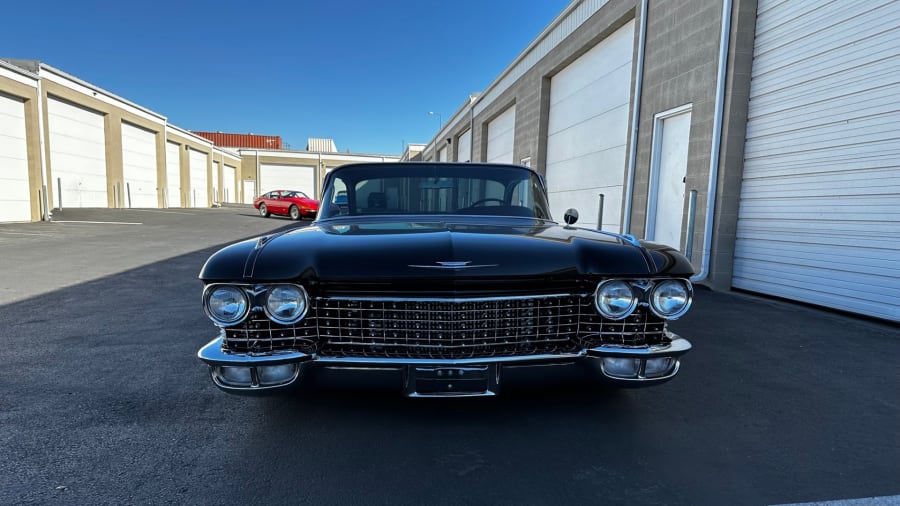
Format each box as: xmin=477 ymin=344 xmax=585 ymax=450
xmin=197 ymin=333 xmax=692 ymax=396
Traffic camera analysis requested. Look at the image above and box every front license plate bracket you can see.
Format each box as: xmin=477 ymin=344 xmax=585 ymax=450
xmin=404 ymin=364 xmax=500 ymax=397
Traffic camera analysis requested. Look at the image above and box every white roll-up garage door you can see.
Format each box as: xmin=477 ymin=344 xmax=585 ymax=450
xmin=457 ymin=129 xmax=471 ymax=162
xmin=223 ymin=165 xmax=236 ymax=203
xmin=0 ymin=93 xmax=31 ymax=222
xmin=165 ymin=141 xmax=181 ymax=207
xmin=188 ymin=149 xmax=208 ymax=208
xmin=48 ymin=97 xmax=107 ymax=208
xmin=735 ymin=1 xmax=900 ymax=321
xmin=545 ymin=20 xmax=634 ymax=232
xmin=486 ymin=106 xmax=515 ymax=163
xmin=121 ymin=122 xmax=158 ymax=208
xmin=259 ymin=163 xmax=316 ymax=199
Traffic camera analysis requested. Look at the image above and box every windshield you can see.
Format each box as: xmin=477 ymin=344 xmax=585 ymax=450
xmin=318 ymin=163 xmax=552 ymax=220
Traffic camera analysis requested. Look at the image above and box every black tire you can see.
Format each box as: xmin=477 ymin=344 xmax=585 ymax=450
xmin=259 ymin=203 xmax=270 ymax=218
xmin=289 ymin=205 xmax=301 ymax=220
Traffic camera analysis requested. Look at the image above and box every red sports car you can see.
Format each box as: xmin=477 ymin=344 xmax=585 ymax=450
xmin=253 ymin=190 xmax=319 ymax=220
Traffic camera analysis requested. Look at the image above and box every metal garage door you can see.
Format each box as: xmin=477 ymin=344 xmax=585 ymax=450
xmin=223 ymin=165 xmax=236 ymax=203
xmin=735 ymin=0 xmax=900 ymax=321
xmin=486 ymin=106 xmax=515 ymax=163
xmin=545 ymin=20 xmax=635 ymax=232
xmin=165 ymin=141 xmax=181 ymax=207
xmin=0 ymin=93 xmax=31 ymax=222
xmin=188 ymin=148 xmax=208 ymax=208
xmin=457 ymin=129 xmax=471 ymax=162
xmin=121 ymin=122 xmax=157 ymax=208
xmin=259 ymin=163 xmax=316 ymax=199
xmin=47 ymin=97 xmax=107 ymax=208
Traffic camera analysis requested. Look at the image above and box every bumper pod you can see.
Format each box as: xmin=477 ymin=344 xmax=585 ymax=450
xmin=198 ymin=333 xmax=692 ymax=396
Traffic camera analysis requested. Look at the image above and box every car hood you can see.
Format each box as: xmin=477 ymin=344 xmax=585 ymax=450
xmin=199 ymin=217 xmax=695 ymax=285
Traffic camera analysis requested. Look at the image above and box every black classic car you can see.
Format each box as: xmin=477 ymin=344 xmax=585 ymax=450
xmin=198 ymin=162 xmax=694 ymax=397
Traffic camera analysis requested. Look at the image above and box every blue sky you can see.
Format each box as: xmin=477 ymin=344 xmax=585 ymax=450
xmin=3 ymin=0 xmax=572 ymax=155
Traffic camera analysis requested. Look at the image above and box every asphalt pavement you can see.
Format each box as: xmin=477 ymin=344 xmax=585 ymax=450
xmin=0 ymin=208 xmax=897 ymax=505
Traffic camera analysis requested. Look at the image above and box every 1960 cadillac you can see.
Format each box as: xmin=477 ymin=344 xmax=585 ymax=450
xmin=197 ymin=162 xmax=694 ymax=397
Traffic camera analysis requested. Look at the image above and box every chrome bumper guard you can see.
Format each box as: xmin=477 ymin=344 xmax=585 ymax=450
xmin=198 ymin=333 xmax=692 ymax=395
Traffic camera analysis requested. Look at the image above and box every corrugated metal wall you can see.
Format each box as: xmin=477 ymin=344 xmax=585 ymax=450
xmin=734 ymin=0 xmax=900 ymax=321
xmin=194 ymin=131 xmax=282 ymax=149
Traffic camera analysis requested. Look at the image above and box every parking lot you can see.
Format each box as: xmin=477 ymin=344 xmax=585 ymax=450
xmin=1 ymin=207 xmax=898 ymax=505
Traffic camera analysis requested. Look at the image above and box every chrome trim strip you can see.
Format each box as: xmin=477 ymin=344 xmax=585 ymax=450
xmin=317 ymin=293 xmax=583 ymax=303
xmin=408 ymin=264 xmax=498 ymax=270
xmin=197 ymin=337 xmax=314 ymax=366
xmin=585 ymin=334 xmax=692 ymax=358
xmin=315 ymin=353 xmax=586 ymax=367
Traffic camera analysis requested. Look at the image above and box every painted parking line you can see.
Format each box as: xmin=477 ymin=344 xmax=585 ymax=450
xmin=53 ymin=221 xmax=143 ymax=225
xmin=771 ymin=495 xmax=900 ymax=506
xmin=122 ymin=209 xmax=197 ymax=215
xmin=0 ymin=230 xmax=56 ymax=236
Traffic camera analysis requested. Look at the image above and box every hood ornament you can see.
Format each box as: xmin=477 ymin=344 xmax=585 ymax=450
xmin=409 ymin=261 xmax=497 ymax=270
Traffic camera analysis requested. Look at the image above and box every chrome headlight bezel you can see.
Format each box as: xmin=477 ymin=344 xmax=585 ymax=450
xmin=594 ymin=279 xmax=639 ymax=320
xmin=203 ymin=284 xmax=250 ymax=327
xmin=648 ymin=279 xmax=693 ymax=320
xmin=263 ymin=284 xmax=309 ymax=325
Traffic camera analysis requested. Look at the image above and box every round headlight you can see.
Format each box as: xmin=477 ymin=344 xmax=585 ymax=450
xmin=649 ymin=279 xmax=692 ymax=319
xmin=204 ymin=285 xmax=249 ymax=326
xmin=594 ymin=279 xmax=638 ymax=320
xmin=264 ymin=285 xmax=308 ymax=325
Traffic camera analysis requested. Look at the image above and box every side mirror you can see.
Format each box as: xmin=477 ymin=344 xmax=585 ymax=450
xmin=563 ymin=208 xmax=579 ymax=226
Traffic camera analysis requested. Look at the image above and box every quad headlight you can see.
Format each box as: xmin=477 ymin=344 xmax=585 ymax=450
xmin=203 ymin=285 xmax=249 ymax=326
xmin=649 ymin=279 xmax=693 ymax=319
xmin=594 ymin=279 xmax=638 ymax=320
xmin=264 ymin=284 xmax=309 ymax=325
xmin=593 ymin=278 xmax=693 ymax=320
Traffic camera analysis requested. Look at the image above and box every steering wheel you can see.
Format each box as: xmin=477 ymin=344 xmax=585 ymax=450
xmin=469 ymin=198 xmax=505 ymax=207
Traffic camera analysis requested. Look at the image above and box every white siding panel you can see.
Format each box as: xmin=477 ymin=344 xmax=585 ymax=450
xmin=259 ymin=164 xmax=316 ymax=199
xmin=457 ymin=129 xmax=471 ymax=162
xmin=121 ymin=122 xmax=158 ymax=208
xmin=223 ymin=165 xmax=236 ymax=203
xmin=188 ymin=149 xmax=208 ymax=208
xmin=165 ymin=141 xmax=181 ymax=207
xmin=47 ymin=97 xmax=107 ymax=208
xmin=735 ymin=0 xmax=900 ymax=321
xmin=0 ymin=93 xmax=31 ymax=222
xmin=486 ymin=106 xmax=516 ymax=164
xmin=545 ymin=20 xmax=635 ymax=232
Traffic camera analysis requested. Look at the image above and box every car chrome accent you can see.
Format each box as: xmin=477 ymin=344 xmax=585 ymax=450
xmin=408 ymin=262 xmax=499 ymax=269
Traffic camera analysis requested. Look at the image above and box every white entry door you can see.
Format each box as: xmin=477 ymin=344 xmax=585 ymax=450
xmin=223 ymin=165 xmax=236 ymax=203
xmin=646 ymin=105 xmax=692 ymax=250
xmin=242 ymin=180 xmax=256 ymax=204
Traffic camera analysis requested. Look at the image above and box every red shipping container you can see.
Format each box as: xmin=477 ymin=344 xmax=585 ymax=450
xmin=194 ymin=131 xmax=282 ymax=150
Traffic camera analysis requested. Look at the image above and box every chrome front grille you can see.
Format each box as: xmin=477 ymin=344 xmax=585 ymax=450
xmin=222 ymin=294 xmax=668 ymax=358
xmin=223 ymin=315 xmax=318 ymax=354
xmin=317 ymin=296 xmax=583 ymax=359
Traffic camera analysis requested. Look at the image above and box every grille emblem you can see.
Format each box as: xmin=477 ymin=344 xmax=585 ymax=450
xmin=409 ymin=261 xmax=497 ymax=269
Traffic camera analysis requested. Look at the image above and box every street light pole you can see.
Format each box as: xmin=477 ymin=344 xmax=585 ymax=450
xmin=428 ymin=111 xmax=442 ymax=131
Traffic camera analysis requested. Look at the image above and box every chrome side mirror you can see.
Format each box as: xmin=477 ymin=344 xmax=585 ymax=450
xmin=563 ymin=208 xmax=579 ymax=226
